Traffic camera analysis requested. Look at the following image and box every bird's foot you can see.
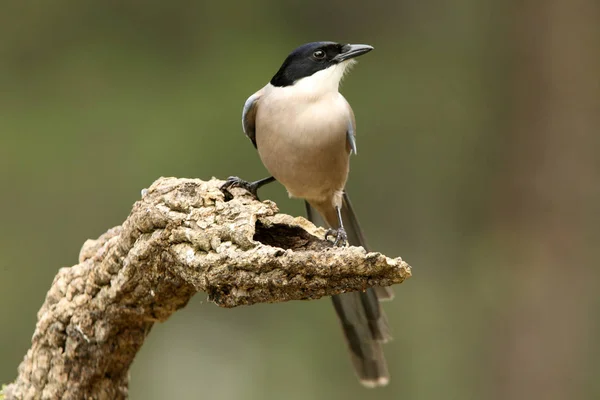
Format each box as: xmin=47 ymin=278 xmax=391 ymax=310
xmin=325 ymin=227 xmax=348 ymax=247
xmin=220 ymin=176 xmax=261 ymax=200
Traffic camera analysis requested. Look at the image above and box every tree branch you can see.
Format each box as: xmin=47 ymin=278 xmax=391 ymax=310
xmin=3 ymin=177 xmax=411 ymax=400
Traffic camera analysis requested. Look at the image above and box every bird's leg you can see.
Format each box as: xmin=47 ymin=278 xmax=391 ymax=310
xmin=325 ymin=206 xmax=348 ymax=247
xmin=220 ymin=176 xmax=276 ymax=200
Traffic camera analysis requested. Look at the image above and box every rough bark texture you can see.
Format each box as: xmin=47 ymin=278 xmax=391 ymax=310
xmin=3 ymin=177 xmax=411 ymax=400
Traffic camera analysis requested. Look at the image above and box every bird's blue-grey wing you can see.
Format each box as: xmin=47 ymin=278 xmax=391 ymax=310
xmin=345 ymin=99 xmax=358 ymax=155
xmin=242 ymin=89 xmax=263 ymax=149
xmin=347 ymin=120 xmax=357 ymax=155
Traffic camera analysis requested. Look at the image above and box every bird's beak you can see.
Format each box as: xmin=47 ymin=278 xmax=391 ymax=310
xmin=333 ymin=44 xmax=374 ymax=62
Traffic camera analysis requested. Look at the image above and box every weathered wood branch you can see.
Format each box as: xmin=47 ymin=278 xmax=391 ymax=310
xmin=3 ymin=177 xmax=411 ymax=400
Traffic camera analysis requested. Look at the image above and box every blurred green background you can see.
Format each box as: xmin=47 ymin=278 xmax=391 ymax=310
xmin=1 ymin=1 xmax=599 ymax=399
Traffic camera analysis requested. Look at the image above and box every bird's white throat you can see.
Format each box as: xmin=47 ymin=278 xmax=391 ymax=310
xmin=291 ymin=59 xmax=357 ymax=97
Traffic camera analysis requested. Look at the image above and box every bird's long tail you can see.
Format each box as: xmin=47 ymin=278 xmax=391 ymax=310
xmin=305 ymin=192 xmax=393 ymax=387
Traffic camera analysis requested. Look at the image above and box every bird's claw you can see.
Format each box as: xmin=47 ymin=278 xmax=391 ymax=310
xmin=325 ymin=227 xmax=348 ymax=247
xmin=220 ymin=176 xmax=260 ymax=200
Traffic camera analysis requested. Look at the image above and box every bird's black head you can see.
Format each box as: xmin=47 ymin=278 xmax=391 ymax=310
xmin=270 ymin=41 xmax=373 ymax=87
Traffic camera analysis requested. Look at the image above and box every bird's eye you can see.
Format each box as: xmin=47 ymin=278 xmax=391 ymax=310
xmin=313 ymin=50 xmax=326 ymax=60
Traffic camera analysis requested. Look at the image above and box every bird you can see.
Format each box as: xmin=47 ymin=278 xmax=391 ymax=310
xmin=222 ymin=41 xmax=393 ymax=387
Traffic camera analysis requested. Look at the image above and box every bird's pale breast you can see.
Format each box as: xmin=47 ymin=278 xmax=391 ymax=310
xmin=255 ymin=89 xmax=351 ymax=203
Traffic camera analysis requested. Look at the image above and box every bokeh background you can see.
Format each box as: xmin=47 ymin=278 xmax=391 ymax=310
xmin=1 ymin=1 xmax=599 ymax=399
